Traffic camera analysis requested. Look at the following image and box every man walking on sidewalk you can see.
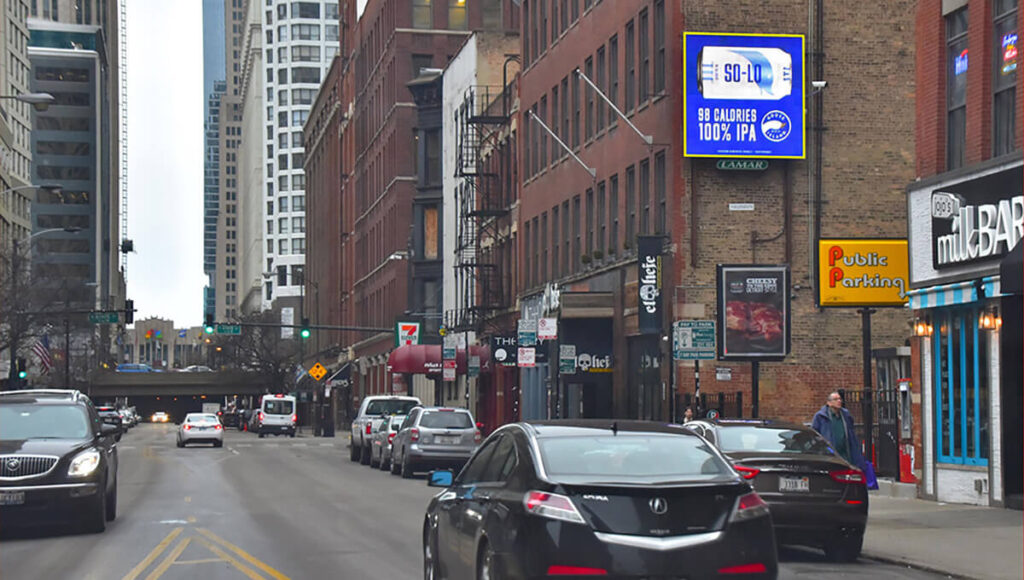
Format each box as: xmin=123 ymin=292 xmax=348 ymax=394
xmin=812 ymin=392 xmax=865 ymax=468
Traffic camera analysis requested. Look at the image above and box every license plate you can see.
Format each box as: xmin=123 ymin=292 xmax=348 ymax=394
xmin=0 ymin=492 xmax=25 ymax=506
xmin=435 ymin=436 xmax=460 ymax=445
xmin=779 ymin=476 xmax=810 ymax=492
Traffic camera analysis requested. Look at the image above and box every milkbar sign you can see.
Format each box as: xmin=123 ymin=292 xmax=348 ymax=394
xmin=933 ymin=192 xmax=1023 ymax=267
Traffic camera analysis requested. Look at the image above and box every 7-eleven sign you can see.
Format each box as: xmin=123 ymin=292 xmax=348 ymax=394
xmin=395 ymin=322 xmax=421 ymax=346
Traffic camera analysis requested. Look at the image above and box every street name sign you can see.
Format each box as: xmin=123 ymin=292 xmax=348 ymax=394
xmin=89 ymin=312 xmax=119 ymax=324
xmin=216 ymin=324 xmax=242 ymax=335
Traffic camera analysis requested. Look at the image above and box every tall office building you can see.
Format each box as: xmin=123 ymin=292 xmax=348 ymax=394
xmin=260 ymin=1 xmax=339 ymax=311
xmin=203 ymin=0 xmax=226 ymax=318
xmin=0 ymin=0 xmax=33 ymax=264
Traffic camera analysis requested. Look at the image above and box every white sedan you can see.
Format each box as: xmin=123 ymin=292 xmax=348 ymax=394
xmin=176 ymin=413 xmax=224 ymax=448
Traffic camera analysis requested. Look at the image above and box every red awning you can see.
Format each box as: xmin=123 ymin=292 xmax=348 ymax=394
xmin=386 ymin=344 xmax=492 ymax=375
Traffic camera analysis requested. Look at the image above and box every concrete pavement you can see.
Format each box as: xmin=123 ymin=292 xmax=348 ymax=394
xmin=864 ymin=492 xmax=1024 ymax=580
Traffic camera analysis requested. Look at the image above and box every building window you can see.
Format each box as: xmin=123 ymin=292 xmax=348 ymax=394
xmin=626 ymin=165 xmax=636 ymax=246
xmin=572 ymin=71 xmax=581 ymax=148
xmin=540 ymin=212 xmax=548 ymax=281
xmin=552 ymin=85 xmax=560 ymax=147
xmin=483 ymin=0 xmax=502 ymax=29
xmin=292 ymin=238 xmax=305 ymax=253
xmin=596 ymin=46 xmax=606 ymax=132
xmin=552 ymin=205 xmax=560 ymax=277
xmin=653 ymin=0 xmax=665 ymax=94
xmin=539 ymin=97 xmax=549 ymax=168
xmin=585 ymin=56 xmax=594 ymax=140
xmin=946 ymin=8 xmax=968 ymax=170
xmin=413 ymin=0 xmax=432 ymax=29
xmin=425 ymin=129 xmax=441 ymax=185
xmin=560 ymin=76 xmax=570 ymax=157
xmin=292 ymin=195 xmax=305 ymax=211
xmin=292 ymin=216 xmax=305 ymax=233
xmin=639 ymin=159 xmax=650 ymax=234
xmin=585 ymin=188 xmax=594 ymax=254
xmin=597 ymin=180 xmax=606 ymax=253
xmin=540 ymin=0 xmax=548 ymax=52
xmin=424 ymin=205 xmax=439 ymax=259
xmin=562 ymin=200 xmax=570 ymax=276
xmin=523 ymin=0 xmax=531 ymax=66
xmin=279 ymin=196 xmax=289 ymax=212
xmin=609 ymin=35 xmax=619 ymax=126
xmin=551 ymin=0 xmax=559 ymax=40
xmin=639 ymin=8 xmax=649 ymax=103
xmin=654 ymin=151 xmax=666 ymax=234
xmin=530 ymin=104 xmax=539 ymax=176
xmin=277 ymin=265 xmax=288 ymax=286
xmin=993 ymin=0 xmax=1018 ymax=156
xmin=292 ymin=2 xmax=319 ymax=18
xmin=448 ymin=0 xmax=467 ymax=30
xmin=292 ymin=67 xmax=320 ymax=84
xmin=532 ymin=217 xmax=540 ymax=284
xmin=932 ymin=308 xmax=990 ymax=466
xmin=609 ymin=174 xmax=619 ymax=254
xmin=291 ymin=23 xmax=320 ymax=40
xmin=291 ymin=45 xmax=321 ymax=62
xmin=572 ymin=195 xmax=581 ymax=272
xmin=625 ymin=20 xmax=636 ymax=111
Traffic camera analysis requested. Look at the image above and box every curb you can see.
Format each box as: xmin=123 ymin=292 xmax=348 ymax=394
xmin=861 ymin=551 xmax=974 ymax=579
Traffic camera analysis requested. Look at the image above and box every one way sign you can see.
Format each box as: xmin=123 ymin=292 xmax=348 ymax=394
xmin=395 ymin=322 xmax=421 ymax=347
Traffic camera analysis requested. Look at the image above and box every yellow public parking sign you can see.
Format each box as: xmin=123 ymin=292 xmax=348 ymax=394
xmin=308 ymin=362 xmax=327 ymax=381
xmin=818 ymin=239 xmax=909 ymax=307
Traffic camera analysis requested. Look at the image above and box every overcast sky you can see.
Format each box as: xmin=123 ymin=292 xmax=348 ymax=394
xmin=125 ymin=1 xmax=205 ymax=328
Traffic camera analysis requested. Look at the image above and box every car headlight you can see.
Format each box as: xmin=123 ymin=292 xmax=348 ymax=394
xmin=68 ymin=449 xmax=101 ymax=477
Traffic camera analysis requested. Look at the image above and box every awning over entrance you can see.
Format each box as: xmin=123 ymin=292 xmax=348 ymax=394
xmin=1000 ymin=242 xmax=1022 ymax=295
xmin=907 ymin=276 xmax=1003 ymax=309
xmin=386 ymin=344 xmax=491 ymax=375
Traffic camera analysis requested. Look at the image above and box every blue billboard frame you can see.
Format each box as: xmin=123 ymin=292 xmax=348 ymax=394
xmin=683 ymin=32 xmax=806 ymax=159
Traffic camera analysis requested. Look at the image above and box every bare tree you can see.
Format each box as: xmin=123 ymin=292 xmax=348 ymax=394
xmin=211 ymin=311 xmax=301 ymax=392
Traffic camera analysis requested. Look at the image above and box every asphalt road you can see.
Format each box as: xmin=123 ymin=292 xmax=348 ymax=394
xmin=0 ymin=425 xmax=954 ymax=579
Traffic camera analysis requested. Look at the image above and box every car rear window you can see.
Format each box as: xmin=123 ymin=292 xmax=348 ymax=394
xmin=0 ymin=404 xmax=92 ymax=440
xmin=366 ymin=399 xmax=419 ymax=416
xmin=419 ymin=411 xmax=473 ymax=429
xmin=389 ymin=418 xmax=405 ymax=431
xmin=717 ymin=426 xmax=835 ymax=455
xmin=538 ymin=434 xmax=730 ymax=481
xmin=264 ymin=400 xmax=294 ymax=415
xmin=188 ymin=414 xmax=219 ymax=423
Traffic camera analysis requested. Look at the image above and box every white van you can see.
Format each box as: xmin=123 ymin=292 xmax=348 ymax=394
xmin=258 ymin=394 xmax=297 ymax=438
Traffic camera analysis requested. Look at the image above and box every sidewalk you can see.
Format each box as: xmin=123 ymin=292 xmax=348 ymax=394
xmin=864 ymin=492 xmax=1023 ymax=580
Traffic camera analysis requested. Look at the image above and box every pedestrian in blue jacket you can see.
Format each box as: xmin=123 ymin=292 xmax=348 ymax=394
xmin=812 ymin=391 xmax=866 ymax=469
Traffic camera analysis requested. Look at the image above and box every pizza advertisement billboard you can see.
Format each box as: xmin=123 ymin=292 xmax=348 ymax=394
xmin=717 ymin=264 xmax=791 ymax=360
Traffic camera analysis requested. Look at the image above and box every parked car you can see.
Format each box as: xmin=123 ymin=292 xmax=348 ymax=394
xmin=349 ymin=395 xmax=421 ymax=465
xmin=115 ymin=363 xmax=154 ymax=372
xmin=177 ymin=413 xmax=224 ymax=448
xmin=422 ymin=420 xmax=778 ymax=579
xmin=684 ymin=419 xmax=868 ymax=561
xmin=391 ymin=406 xmax=480 ymax=478
xmin=371 ymin=414 xmax=406 ymax=470
xmin=95 ymin=406 xmax=124 ymax=439
xmin=0 ymin=390 xmax=120 ymax=533
xmin=182 ymin=365 xmax=213 ymax=372
xmin=257 ymin=394 xmax=297 ymax=438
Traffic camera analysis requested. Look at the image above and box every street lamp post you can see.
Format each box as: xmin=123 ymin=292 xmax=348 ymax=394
xmin=0 ymin=92 xmax=56 ymax=112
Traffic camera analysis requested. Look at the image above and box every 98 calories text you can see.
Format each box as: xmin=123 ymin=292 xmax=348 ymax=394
xmin=696 ymin=107 xmax=759 ymax=142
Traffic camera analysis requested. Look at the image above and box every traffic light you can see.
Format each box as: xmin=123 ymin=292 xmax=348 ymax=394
xmin=204 ymin=313 xmax=215 ymax=335
xmin=16 ymin=358 xmax=27 ymax=379
xmin=300 ymin=318 xmax=311 ymax=339
xmin=124 ymin=299 xmax=134 ymax=325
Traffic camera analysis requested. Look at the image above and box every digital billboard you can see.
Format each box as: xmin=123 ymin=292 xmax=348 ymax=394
xmin=683 ymin=32 xmax=806 ymax=159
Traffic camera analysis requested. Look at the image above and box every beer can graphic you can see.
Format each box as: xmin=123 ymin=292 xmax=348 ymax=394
xmin=698 ymin=46 xmax=793 ymax=100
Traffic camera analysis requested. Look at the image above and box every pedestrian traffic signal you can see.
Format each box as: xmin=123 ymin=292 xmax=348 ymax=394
xmin=204 ymin=313 xmax=215 ymax=335
xmin=300 ymin=318 xmax=311 ymax=339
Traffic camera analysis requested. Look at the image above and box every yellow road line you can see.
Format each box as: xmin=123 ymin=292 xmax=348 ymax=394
xmin=144 ymin=536 xmax=191 ymax=580
xmin=121 ymin=527 xmax=184 ymax=580
xmin=171 ymin=558 xmax=225 ymax=565
xmin=194 ymin=537 xmax=265 ymax=580
xmin=184 ymin=496 xmax=191 ymax=503
xmin=187 ymin=516 xmax=197 ymax=523
xmin=196 ymin=528 xmax=291 ymax=580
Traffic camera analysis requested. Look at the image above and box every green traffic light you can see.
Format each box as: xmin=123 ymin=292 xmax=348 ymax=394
xmin=17 ymin=370 xmax=27 ymax=379
xmin=204 ymin=325 xmax=215 ymax=334
xmin=300 ymin=328 xmax=311 ymax=339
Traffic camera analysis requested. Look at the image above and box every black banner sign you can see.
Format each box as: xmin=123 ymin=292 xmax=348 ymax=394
xmin=637 ymin=236 xmax=663 ymax=335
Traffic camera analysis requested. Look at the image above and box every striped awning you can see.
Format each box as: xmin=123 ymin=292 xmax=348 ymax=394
xmin=907 ymin=276 xmax=1003 ymax=310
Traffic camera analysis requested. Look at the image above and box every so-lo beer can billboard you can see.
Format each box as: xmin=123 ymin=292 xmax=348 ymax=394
xmin=717 ymin=264 xmax=791 ymax=360
xmin=818 ymin=239 xmax=909 ymax=307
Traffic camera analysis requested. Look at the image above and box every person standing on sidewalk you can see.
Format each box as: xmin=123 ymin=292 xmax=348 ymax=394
xmin=812 ymin=392 xmax=866 ymax=469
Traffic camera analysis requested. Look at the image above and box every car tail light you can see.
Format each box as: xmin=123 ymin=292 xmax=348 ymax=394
xmin=718 ymin=563 xmax=768 ymax=575
xmin=547 ymin=565 xmax=607 ymax=576
xmin=366 ymin=423 xmax=372 ymax=435
xmin=410 ymin=428 xmax=419 ymax=442
xmin=258 ymin=411 xmax=264 ymax=422
xmin=523 ymin=491 xmax=585 ymax=524
xmin=730 ymin=491 xmax=770 ymax=523
xmin=214 ymin=424 xmax=222 ymax=431
xmin=474 ymin=430 xmax=481 ymax=444
xmin=184 ymin=425 xmax=192 ymax=431
xmin=291 ymin=414 xmax=297 ymax=423
xmin=734 ymin=465 xmax=760 ymax=480
xmin=387 ymin=433 xmax=396 ymax=445
xmin=830 ymin=469 xmax=866 ymax=484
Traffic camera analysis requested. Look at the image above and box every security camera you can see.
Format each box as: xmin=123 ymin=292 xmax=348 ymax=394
xmin=811 ymin=80 xmax=827 ymax=90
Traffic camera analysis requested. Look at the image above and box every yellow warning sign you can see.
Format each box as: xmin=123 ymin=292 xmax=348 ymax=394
xmin=308 ymin=362 xmax=327 ymax=381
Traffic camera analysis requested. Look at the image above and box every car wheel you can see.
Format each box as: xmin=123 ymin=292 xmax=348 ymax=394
xmin=289 ymin=432 xmax=296 ymax=438
xmin=360 ymin=443 xmax=371 ymax=465
xmin=214 ymin=441 xmax=223 ymax=448
xmin=177 ymin=439 xmax=184 ymax=448
xmin=370 ymin=451 xmax=379 ymax=468
xmin=477 ymin=540 xmax=500 ymax=580
xmin=380 ymin=455 xmax=390 ymax=471
xmin=423 ymin=523 xmax=439 ymax=580
xmin=84 ymin=478 xmax=107 ymax=533
xmin=105 ymin=477 xmax=118 ymax=522
xmin=258 ymin=432 xmax=266 ymax=439
xmin=825 ymin=532 xmax=864 ymax=562
xmin=390 ymin=450 xmax=401 ymax=475
xmin=401 ymin=453 xmax=414 ymax=479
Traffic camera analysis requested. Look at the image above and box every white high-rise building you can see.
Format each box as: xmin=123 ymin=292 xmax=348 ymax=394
xmin=261 ymin=1 xmax=339 ymax=309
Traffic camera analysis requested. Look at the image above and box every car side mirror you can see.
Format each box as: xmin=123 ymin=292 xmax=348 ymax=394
xmin=427 ymin=470 xmax=454 ymax=488
xmin=100 ymin=423 xmax=119 ymax=438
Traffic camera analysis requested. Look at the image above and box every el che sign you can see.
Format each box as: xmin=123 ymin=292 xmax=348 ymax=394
xmin=683 ymin=32 xmax=806 ymax=159
xmin=818 ymin=239 xmax=909 ymax=307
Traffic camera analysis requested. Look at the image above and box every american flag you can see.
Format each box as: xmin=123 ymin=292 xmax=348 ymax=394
xmin=32 ymin=335 xmax=52 ymax=375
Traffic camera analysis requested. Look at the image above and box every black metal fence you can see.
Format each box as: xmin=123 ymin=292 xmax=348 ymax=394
xmin=838 ymin=388 xmax=900 ymax=478
xmin=676 ymin=391 xmax=744 ymax=421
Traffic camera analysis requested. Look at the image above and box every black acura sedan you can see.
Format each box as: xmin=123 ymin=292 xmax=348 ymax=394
xmin=0 ymin=390 xmax=120 ymax=533
xmin=423 ymin=420 xmax=778 ymax=579
xmin=683 ymin=420 xmax=868 ymax=562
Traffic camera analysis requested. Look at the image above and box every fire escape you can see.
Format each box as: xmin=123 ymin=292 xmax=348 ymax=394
xmin=451 ymin=85 xmax=513 ymax=334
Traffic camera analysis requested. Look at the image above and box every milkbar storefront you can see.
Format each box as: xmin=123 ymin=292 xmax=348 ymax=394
xmin=906 ymin=159 xmax=1022 ymax=508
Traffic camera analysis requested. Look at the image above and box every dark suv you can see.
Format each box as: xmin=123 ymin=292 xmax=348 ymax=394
xmin=0 ymin=389 xmax=120 ymax=533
